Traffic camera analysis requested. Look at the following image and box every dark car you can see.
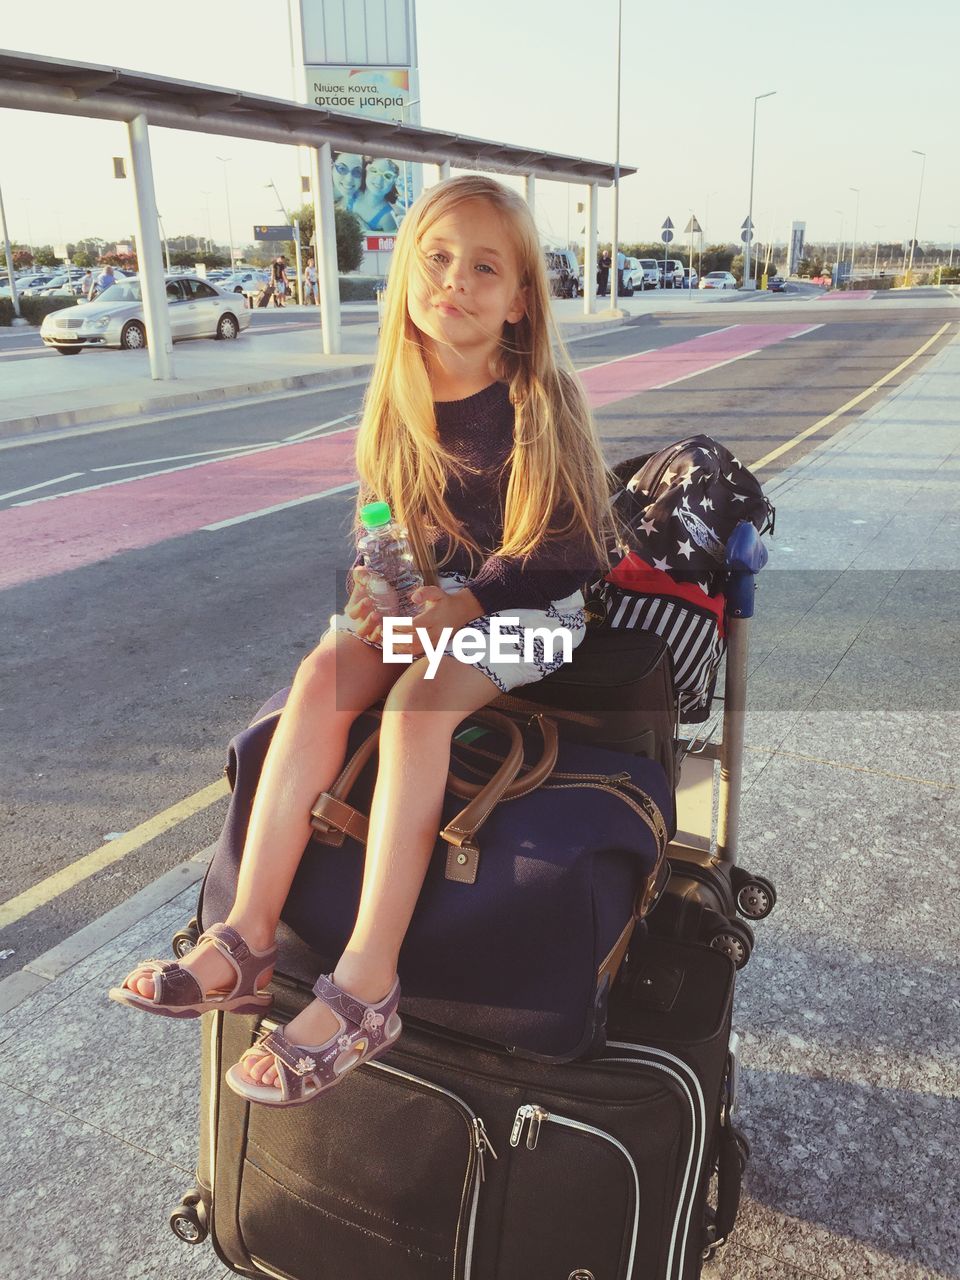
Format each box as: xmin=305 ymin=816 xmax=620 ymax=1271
xmin=767 ymin=275 xmax=787 ymax=292
xmin=658 ymin=259 xmax=685 ymax=289
xmin=545 ymin=249 xmax=583 ymax=299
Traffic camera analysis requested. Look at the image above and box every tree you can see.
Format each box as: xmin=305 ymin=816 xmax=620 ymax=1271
xmin=33 ymin=246 xmax=61 ymax=267
xmin=71 ymin=249 xmax=95 ymax=268
xmin=170 ymin=247 xmax=229 ymax=268
xmin=99 ymin=251 xmax=138 ymax=271
xmin=294 ymin=203 xmax=365 ymax=274
xmin=12 ymin=247 xmax=33 ymax=269
xmin=699 ymin=244 xmax=735 ymax=276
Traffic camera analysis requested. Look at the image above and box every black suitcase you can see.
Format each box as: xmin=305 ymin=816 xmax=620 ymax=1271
xmin=172 ymin=934 xmax=747 ymax=1279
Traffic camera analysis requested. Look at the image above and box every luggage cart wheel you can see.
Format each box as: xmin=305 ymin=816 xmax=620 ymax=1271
xmin=708 ymin=920 xmax=755 ymax=969
xmin=735 ymin=876 xmax=777 ymax=921
xmin=701 ymin=1205 xmax=720 ymax=1262
xmin=169 ymin=1191 xmax=208 ymax=1245
xmin=172 ymin=917 xmax=201 ymax=958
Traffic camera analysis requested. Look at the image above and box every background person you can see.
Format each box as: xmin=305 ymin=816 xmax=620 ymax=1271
xmin=271 ymin=256 xmax=289 ymax=307
xmin=304 ymin=257 xmax=319 ymax=305
xmin=90 ymin=263 xmax=115 ymax=300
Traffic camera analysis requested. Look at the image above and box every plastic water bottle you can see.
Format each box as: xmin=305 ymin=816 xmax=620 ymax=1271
xmin=357 ymin=501 xmax=424 ymax=617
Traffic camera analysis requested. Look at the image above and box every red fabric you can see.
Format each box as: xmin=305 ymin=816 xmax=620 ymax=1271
xmin=606 ymin=555 xmax=726 ymax=636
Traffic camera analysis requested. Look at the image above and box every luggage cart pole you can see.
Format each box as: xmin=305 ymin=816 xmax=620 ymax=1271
xmin=716 ymin=522 xmax=767 ymax=864
xmin=717 ymin=616 xmax=749 ymax=862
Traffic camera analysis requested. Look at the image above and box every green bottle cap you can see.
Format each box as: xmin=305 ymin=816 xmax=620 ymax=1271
xmin=360 ymin=501 xmax=393 ymax=529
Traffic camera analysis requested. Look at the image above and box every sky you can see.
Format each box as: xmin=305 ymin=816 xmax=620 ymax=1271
xmin=1 ymin=0 xmax=958 ymax=256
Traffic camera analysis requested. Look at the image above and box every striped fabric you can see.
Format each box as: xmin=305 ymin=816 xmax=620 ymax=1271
xmin=602 ymin=582 xmax=725 ymax=722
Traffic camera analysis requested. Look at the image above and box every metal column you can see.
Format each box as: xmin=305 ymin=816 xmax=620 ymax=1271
xmin=524 ymin=173 xmax=535 ymax=221
xmin=439 ymin=161 xmax=451 ymax=181
xmin=0 ymin=179 xmax=24 ymax=322
xmin=310 ymin=142 xmax=341 ymax=355
xmin=126 ymin=113 xmax=174 ymax=380
xmin=584 ymin=182 xmax=598 ymax=315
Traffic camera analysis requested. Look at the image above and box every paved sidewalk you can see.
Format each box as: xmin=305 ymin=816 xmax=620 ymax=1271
xmin=1 ymin=333 xmax=958 ymax=1277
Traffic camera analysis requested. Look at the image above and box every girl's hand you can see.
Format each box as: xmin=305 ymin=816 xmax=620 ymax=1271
xmin=345 ymin=568 xmax=386 ymax=643
xmin=406 ymin=586 xmax=483 ymax=656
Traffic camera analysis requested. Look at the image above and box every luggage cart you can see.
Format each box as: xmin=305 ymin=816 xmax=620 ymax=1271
xmin=647 ymin=520 xmax=776 ymax=968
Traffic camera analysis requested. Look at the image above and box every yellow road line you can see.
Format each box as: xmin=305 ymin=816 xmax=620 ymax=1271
xmin=0 ymin=777 xmax=229 ymax=931
xmin=753 ymin=320 xmax=954 ymax=470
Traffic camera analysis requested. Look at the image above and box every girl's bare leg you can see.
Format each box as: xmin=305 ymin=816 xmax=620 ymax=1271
xmin=246 ymin=655 xmax=498 ymax=1086
xmin=125 ymin=631 xmax=399 ymax=999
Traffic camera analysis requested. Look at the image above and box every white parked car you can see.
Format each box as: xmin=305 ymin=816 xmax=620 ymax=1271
xmin=220 ymin=269 xmax=269 ymax=297
xmin=40 ymin=275 xmax=250 ymax=354
xmin=699 ymin=271 xmax=737 ymax=290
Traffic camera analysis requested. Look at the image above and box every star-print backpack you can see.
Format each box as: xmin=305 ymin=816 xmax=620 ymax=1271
xmin=593 ymin=435 xmax=775 ymax=721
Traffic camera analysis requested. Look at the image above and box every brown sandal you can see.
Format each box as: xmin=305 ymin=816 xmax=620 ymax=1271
xmin=108 ymin=922 xmax=276 ymax=1019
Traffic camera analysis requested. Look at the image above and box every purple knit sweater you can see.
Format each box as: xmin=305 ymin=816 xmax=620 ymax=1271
xmin=359 ymin=381 xmax=599 ymax=616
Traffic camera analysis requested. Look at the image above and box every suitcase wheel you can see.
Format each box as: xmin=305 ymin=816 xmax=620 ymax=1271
xmin=708 ymin=919 xmax=754 ymax=969
xmin=171 ymin=917 xmax=201 ymax=958
xmin=734 ymin=874 xmax=777 ymax=921
xmin=169 ymin=1190 xmax=208 ymax=1245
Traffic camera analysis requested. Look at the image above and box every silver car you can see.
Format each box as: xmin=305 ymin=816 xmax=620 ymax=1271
xmin=40 ymin=275 xmax=250 ymax=354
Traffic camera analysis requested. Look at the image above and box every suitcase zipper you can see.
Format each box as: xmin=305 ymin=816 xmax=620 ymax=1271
xmin=368 ymin=1060 xmax=497 ymax=1280
xmin=600 ymin=1044 xmax=708 ymax=1280
xmin=451 ymin=744 xmax=668 ymax=854
xmin=254 ymin=1022 xmax=495 ymax=1280
xmin=510 ymin=1103 xmax=640 ymax=1279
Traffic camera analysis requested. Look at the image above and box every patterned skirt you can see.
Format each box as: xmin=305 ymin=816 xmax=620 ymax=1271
xmin=329 ymin=571 xmax=586 ymax=693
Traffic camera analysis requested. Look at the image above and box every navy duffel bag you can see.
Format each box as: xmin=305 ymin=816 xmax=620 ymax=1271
xmin=198 ymin=691 xmax=675 ymax=1062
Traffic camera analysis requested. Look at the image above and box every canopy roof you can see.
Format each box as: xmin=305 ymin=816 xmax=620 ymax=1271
xmin=0 ymin=49 xmax=635 ymax=187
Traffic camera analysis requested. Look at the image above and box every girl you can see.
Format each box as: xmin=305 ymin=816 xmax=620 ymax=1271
xmin=352 ymin=157 xmax=401 ymax=233
xmin=331 ymin=151 xmax=364 ymax=211
xmin=110 ymin=175 xmax=615 ymax=1108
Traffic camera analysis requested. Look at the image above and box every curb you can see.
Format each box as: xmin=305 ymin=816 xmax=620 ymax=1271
xmin=0 ymin=358 xmax=378 ymax=441
xmin=0 ymin=852 xmax=210 ymax=1017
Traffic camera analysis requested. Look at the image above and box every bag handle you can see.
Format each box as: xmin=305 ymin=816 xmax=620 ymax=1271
xmin=310 ymin=708 xmax=558 ymax=885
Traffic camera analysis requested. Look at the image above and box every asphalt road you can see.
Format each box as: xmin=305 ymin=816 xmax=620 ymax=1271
xmin=0 ymin=305 xmax=371 ymax=361
xmin=0 ymin=298 xmax=954 ymax=974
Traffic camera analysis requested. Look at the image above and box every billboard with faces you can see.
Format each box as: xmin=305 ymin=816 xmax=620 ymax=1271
xmin=307 ymin=66 xmax=422 ymax=253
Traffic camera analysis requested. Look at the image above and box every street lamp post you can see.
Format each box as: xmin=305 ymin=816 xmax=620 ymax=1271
xmin=948 ymin=224 xmax=959 ymax=269
xmin=157 ymin=214 xmax=171 ymax=271
xmin=266 ymin=179 xmax=303 ymax=303
xmin=849 ymin=187 xmax=860 ymax=276
xmin=834 ymin=210 xmax=844 ymax=282
xmin=907 ymin=149 xmax=925 ymax=276
xmin=0 ymin=178 xmax=24 ymax=321
xmin=743 ymin=91 xmax=776 ymax=290
xmin=216 ymin=156 xmax=236 ymax=269
xmin=200 ymin=190 xmax=214 ymax=253
xmin=610 ymin=0 xmax=623 ymax=310
xmin=873 ymin=225 xmax=884 ymax=275
xmin=702 ymin=190 xmax=717 ymax=278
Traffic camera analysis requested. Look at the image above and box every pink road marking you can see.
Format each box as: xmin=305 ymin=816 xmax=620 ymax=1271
xmin=0 ymin=430 xmax=358 ymax=590
xmin=821 ymin=290 xmax=875 ymax=300
xmin=3 ymin=323 xmax=820 ymax=590
xmin=579 ymin=322 xmax=819 ymax=407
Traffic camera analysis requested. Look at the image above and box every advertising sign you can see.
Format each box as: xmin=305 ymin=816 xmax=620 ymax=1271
xmin=789 ymin=221 xmax=806 ymax=275
xmin=306 ymin=66 xmax=421 ymax=252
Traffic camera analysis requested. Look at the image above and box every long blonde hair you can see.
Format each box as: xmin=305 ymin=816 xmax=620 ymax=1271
xmin=355 ymin=174 xmax=614 ymax=572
